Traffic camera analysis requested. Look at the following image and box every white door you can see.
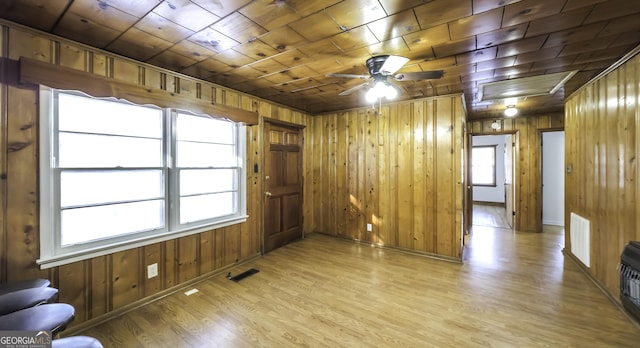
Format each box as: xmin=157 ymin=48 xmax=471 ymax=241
xmin=542 ymin=131 xmax=565 ymax=226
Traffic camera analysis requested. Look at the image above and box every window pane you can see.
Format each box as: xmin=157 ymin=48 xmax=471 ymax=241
xmin=180 ymin=169 xmax=235 ymax=195
xmin=177 ymin=142 xmax=236 ymax=168
xmin=61 ymin=170 xmax=163 ymax=207
xmin=58 ymin=93 xmax=162 ymax=138
xmin=180 ymin=192 xmax=235 ymax=224
xmin=472 ymin=147 xmax=494 ymax=165
xmin=473 ymin=166 xmax=494 ymax=185
xmin=61 ymin=200 xmax=165 ymax=246
xmin=177 ymin=113 xmax=234 ymax=144
xmin=59 ymin=133 xmax=163 ymax=167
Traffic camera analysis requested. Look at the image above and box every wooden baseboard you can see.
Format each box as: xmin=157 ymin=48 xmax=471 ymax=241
xmin=562 ymin=248 xmax=640 ymax=331
xmin=62 ymin=253 xmax=262 ymax=337
xmin=311 ymin=232 xmax=462 ymax=264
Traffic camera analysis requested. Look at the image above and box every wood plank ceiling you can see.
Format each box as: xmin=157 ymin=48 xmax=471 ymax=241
xmin=1 ymin=0 xmax=640 ymax=120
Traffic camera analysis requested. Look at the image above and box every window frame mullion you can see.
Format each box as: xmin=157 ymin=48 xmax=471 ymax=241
xmin=166 ymin=109 xmax=177 ymax=232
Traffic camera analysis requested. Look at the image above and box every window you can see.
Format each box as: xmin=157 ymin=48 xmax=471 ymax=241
xmin=39 ymin=88 xmax=246 ymax=267
xmin=472 ymin=146 xmax=496 ymax=186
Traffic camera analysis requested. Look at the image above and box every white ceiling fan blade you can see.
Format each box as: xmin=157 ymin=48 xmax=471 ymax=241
xmin=339 ymin=82 xmax=369 ymax=96
xmin=393 ymin=70 xmax=444 ymax=81
xmin=327 ymin=73 xmax=370 ymax=80
xmin=379 ymin=55 xmax=409 ymax=75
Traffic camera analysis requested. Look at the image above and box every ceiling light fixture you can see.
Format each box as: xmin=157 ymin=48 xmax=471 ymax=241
xmin=503 ymin=97 xmax=518 ymax=117
xmin=504 ymin=106 xmax=518 ymax=117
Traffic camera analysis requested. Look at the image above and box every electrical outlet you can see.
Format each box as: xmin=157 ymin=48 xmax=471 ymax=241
xmin=367 ymin=223 xmax=372 ymax=232
xmin=147 ymin=263 xmax=158 ymax=279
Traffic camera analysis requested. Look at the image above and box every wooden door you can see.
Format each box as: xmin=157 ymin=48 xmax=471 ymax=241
xmin=263 ymin=121 xmax=304 ymax=253
xmin=504 ymin=134 xmax=515 ymax=230
xmin=465 ymin=133 xmax=473 ymax=234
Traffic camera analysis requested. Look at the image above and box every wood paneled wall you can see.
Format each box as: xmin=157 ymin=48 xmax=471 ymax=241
xmin=305 ymin=96 xmax=466 ymax=259
xmin=468 ymin=115 xmax=564 ymax=232
xmin=0 ymin=22 xmax=310 ymax=328
xmin=565 ymin=51 xmax=640 ymax=298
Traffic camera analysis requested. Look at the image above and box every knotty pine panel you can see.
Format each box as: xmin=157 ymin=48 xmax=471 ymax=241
xmin=6 ymin=82 xmax=46 ymax=282
xmin=198 ymin=231 xmax=214 ymax=275
xmin=365 ymin=110 xmax=379 ymax=245
xmin=424 ymin=99 xmax=437 ymax=253
xmin=163 ymin=240 xmax=177 ymax=290
xmin=565 ymin=52 xmax=640 ymax=299
xmin=57 ymin=261 xmax=87 ymax=323
xmin=412 ymin=101 xmax=426 ymax=252
xmin=397 ymin=102 xmax=413 ymax=249
xmin=111 ymin=249 xmax=141 ymax=310
xmin=0 ymin=22 xmax=308 ymax=330
xmin=307 ymin=95 xmax=466 ymax=259
xmin=112 ymin=57 xmax=140 ymax=85
xmin=346 ymin=112 xmax=360 ymax=240
xmin=177 ymin=235 xmax=198 ymax=284
xmin=434 ymin=97 xmax=456 ymax=256
xmin=468 ymin=113 xmax=564 ymax=232
xmin=336 ymin=113 xmax=349 ymax=237
xmin=90 ymin=256 xmax=109 ymax=318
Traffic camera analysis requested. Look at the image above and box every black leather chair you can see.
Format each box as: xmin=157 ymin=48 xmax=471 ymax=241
xmin=53 ymin=336 xmax=104 ymax=348
xmin=0 ymin=278 xmax=51 ymax=296
xmin=0 ymin=303 xmax=75 ymax=336
xmin=0 ymin=287 xmax=59 ymax=315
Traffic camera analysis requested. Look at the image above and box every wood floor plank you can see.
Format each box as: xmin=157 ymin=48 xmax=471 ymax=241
xmin=78 ymin=227 xmax=640 ymax=347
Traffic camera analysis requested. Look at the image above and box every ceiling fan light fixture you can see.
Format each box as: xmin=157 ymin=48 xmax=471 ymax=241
xmin=365 ymin=87 xmax=378 ymax=103
xmin=365 ymin=80 xmax=398 ymax=103
xmin=385 ymin=84 xmax=398 ymax=99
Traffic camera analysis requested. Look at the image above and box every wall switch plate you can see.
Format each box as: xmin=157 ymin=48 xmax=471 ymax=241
xmin=147 ymin=263 xmax=158 ymax=279
xmin=367 ymin=223 xmax=372 ymax=232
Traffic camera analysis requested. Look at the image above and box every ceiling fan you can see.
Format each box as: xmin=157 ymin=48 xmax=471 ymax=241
xmin=327 ymin=55 xmax=444 ymax=100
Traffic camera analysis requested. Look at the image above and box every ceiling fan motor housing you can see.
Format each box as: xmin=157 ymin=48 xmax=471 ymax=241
xmin=366 ymin=55 xmax=391 ymax=76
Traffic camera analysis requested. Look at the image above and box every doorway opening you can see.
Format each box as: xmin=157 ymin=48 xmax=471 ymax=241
xmin=471 ymin=134 xmax=513 ymax=230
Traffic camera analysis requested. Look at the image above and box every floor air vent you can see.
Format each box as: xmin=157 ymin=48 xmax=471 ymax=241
xmin=620 ymin=241 xmax=640 ymax=323
xmin=227 ymin=268 xmax=260 ymax=282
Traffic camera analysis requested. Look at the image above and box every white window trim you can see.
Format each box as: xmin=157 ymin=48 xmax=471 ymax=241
xmin=37 ymin=86 xmax=247 ymax=269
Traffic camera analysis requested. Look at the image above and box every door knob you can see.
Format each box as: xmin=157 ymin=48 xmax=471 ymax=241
xmin=265 ymin=192 xmax=272 ymax=196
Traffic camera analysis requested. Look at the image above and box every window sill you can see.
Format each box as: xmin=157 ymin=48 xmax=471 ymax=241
xmin=37 ymin=215 xmax=248 ymax=269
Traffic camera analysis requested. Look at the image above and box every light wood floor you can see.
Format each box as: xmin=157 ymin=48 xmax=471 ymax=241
xmin=473 ymin=202 xmax=511 ymax=229
xmin=78 ymin=228 xmax=640 ymax=347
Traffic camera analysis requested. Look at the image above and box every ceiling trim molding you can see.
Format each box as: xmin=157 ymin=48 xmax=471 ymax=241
xmin=19 ymin=57 xmax=258 ymax=125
